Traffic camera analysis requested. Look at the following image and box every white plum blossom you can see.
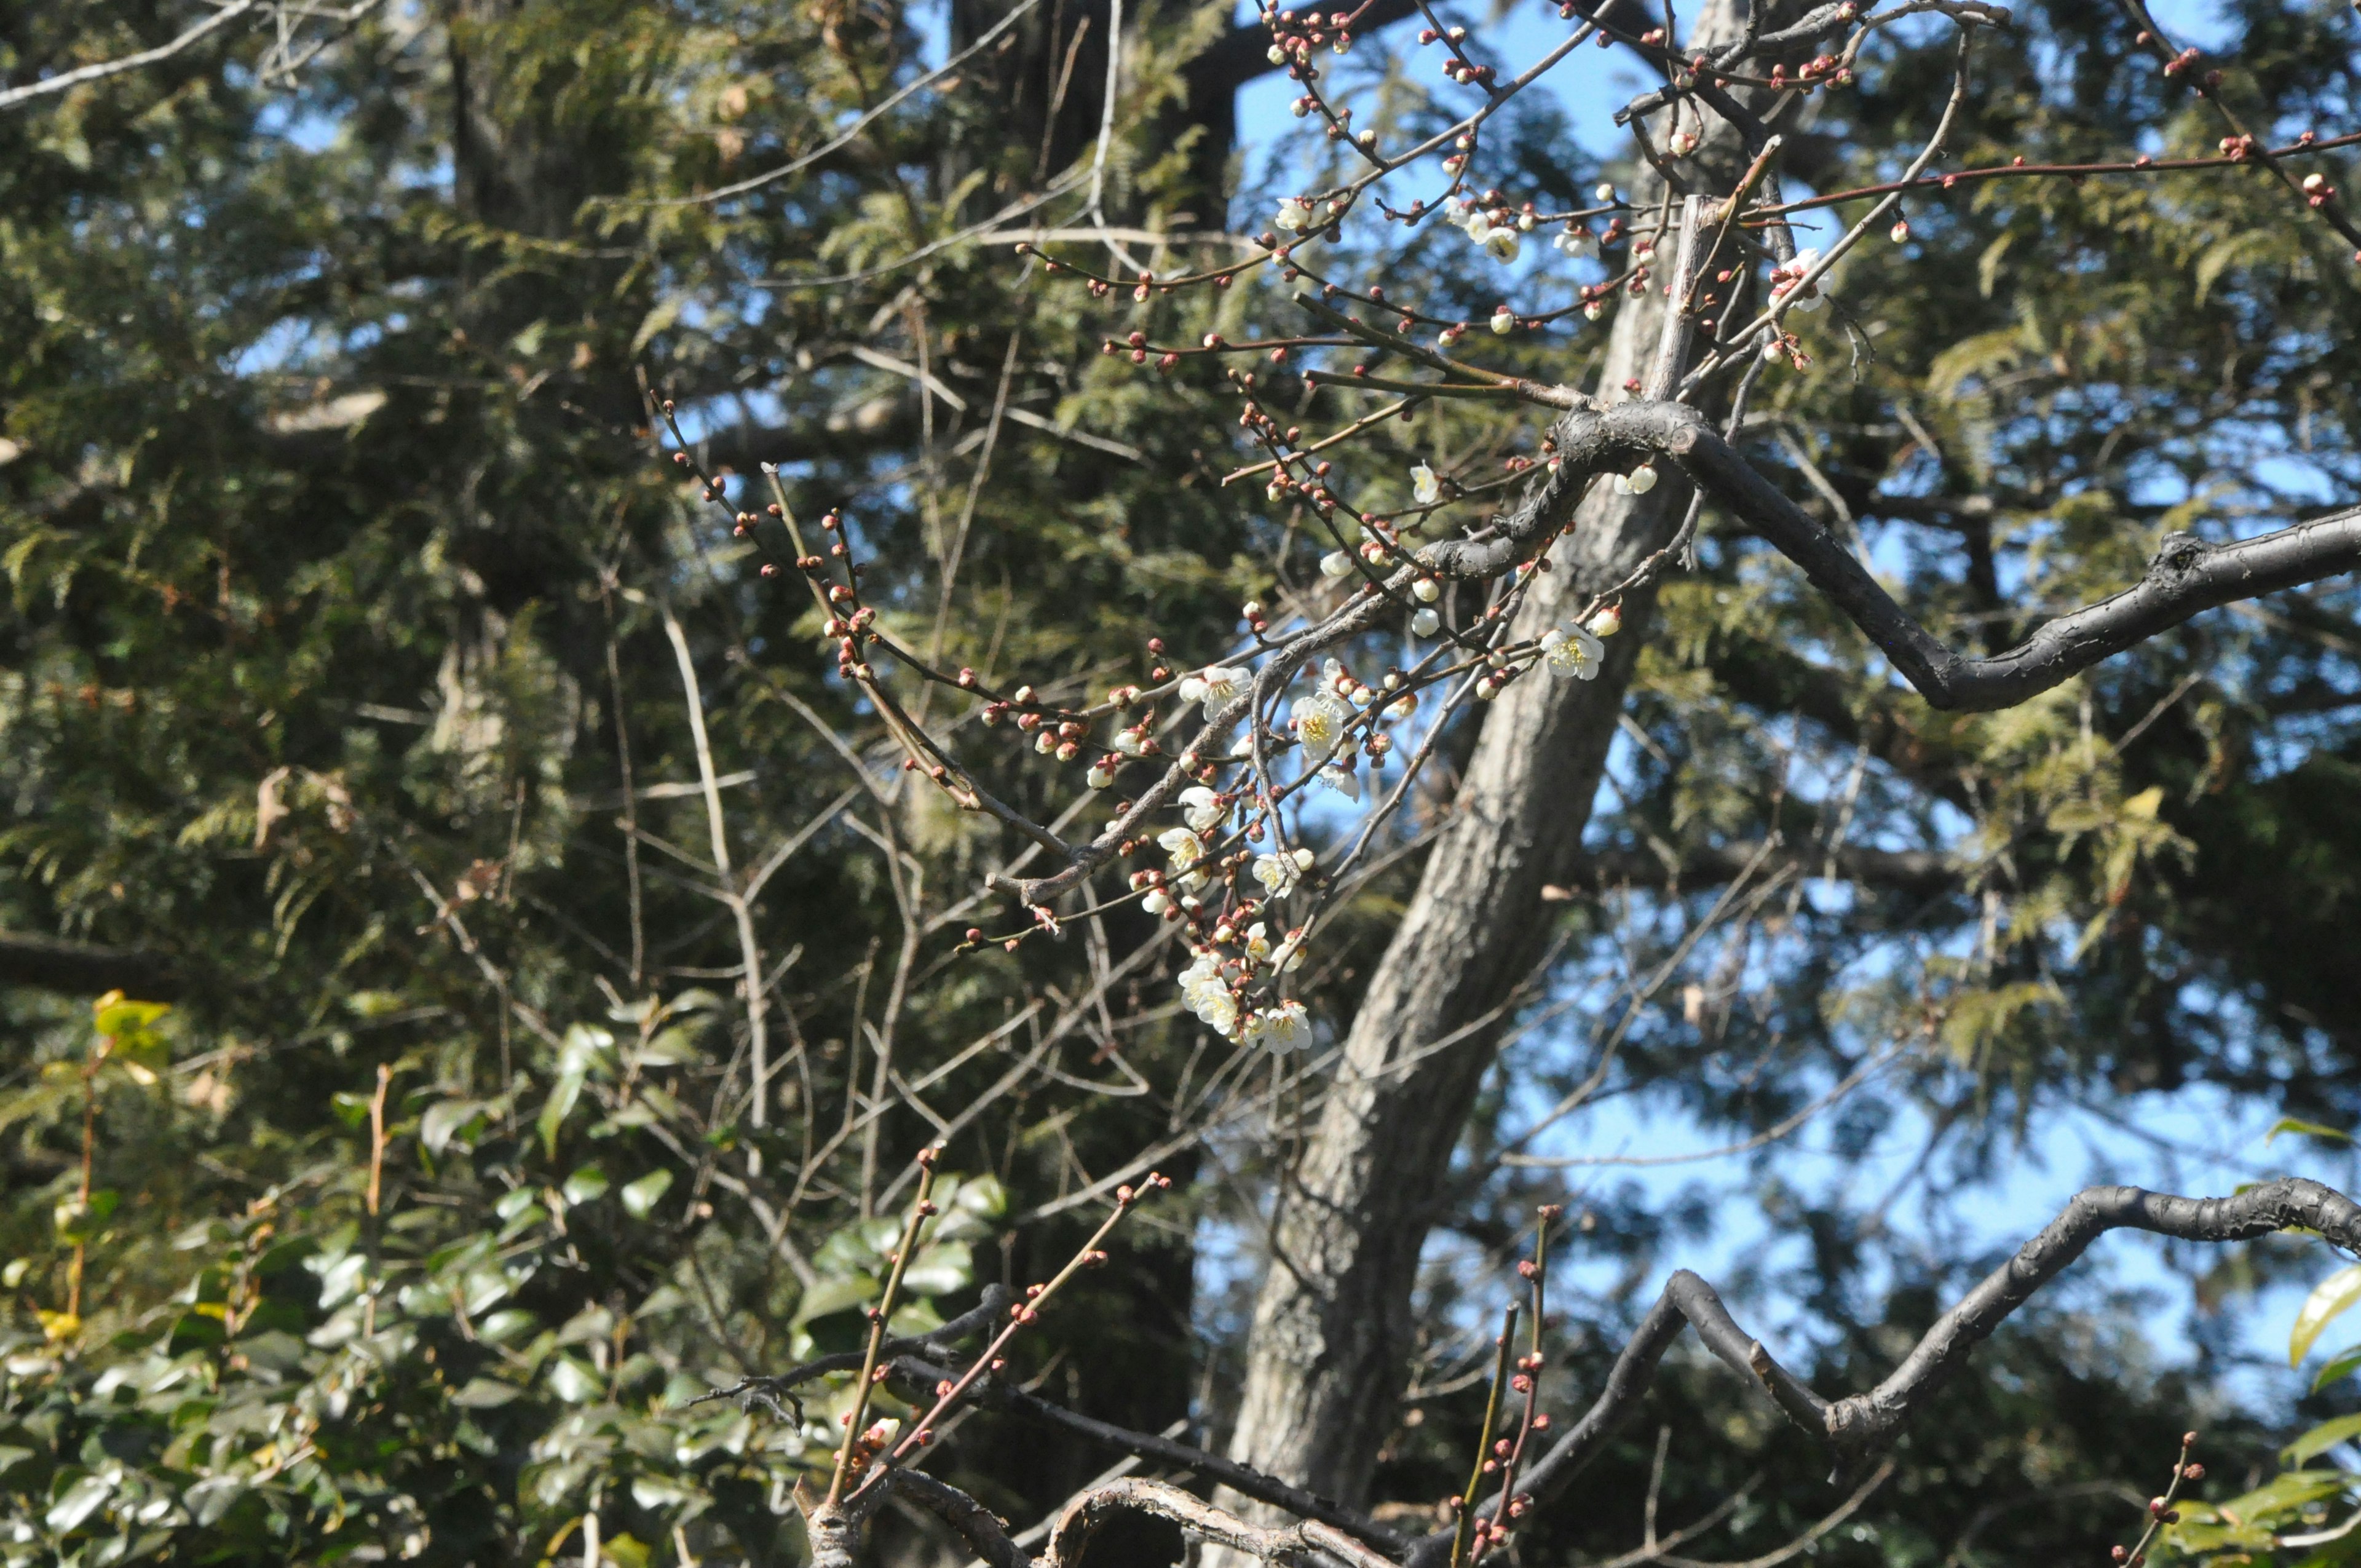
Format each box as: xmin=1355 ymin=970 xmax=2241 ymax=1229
xmin=1612 ymin=463 xmax=1659 ymax=496
xmin=1142 ymin=887 xmax=1173 ymax=914
xmin=1292 ymin=692 xmax=1350 ymax=759
xmin=1412 ymin=576 xmax=1441 ymax=603
xmin=1253 ymin=845 xmax=1316 ymax=898
xmin=1177 ymin=665 xmax=1246 ymax=717
xmin=1244 ymin=1000 xmax=1313 ymax=1053
xmin=1321 ymin=549 xmax=1355 ymax=579
xmin=1540 ymin=624 xmax=1606 ymax=680
xmin=1275 ymin=197 xmax=1316 ymax=232
xmin=1087 ymin=758 xmax=1118 ymax=790
xmin=1411 ymin=463 xmax=1442 ymax=505
xmin=1179 ymin=786 xmax=1225 ymax=833
xmin=1594 ymin=181 xmax=1618 ymax=203
xmin=1460 ymin=208 xmax=1521 ymax=263
xmin=1110 ymin=727 xmax=1149 ymax=757
xmin=1771 ymin=247 xmax=1826 ymax=312
xmin=1552 ymin=226 xmax=1591 ymax=256
xmin=1411 ymin=606 xmax=1441 ymax=638
xmin=1319 ymin=762 xmax=1362 ymax=801
xmin=1176 ymin=950 xmax=1241 ymax=1036
xmin=1244 ymin=922 xmax=1274 ymax=962
xmin=1158 ymin=827 xmax=1205 ymax=870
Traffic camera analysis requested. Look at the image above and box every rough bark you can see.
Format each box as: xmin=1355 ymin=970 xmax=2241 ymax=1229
xmin=1216 ymin=0 xmax=1757 ymax=1518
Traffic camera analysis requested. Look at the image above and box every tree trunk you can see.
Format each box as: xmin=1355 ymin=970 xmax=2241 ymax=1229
xmin=1216 ymin=0 xmax=1762 ymax=1515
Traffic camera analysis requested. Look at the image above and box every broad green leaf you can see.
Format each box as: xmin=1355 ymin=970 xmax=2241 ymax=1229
xmin=46 ymin=1471 xmax=114 ymax=1532
xmin=620 ymin=1168 xmax=674 ymax=1219
xmin=2285 ymin=1410 xmax=2361 ymax=1467
xmin=2293 ymin=1266 xmax=2361 ymax=1366
xmin=2313 ymin=1342 xmax=2361 ymax=1393
xmin=421 ymin=1099 xmax=486 ymax=1155
xmin=478 ymin=1309 xmax=539 ymax=1344
xmin=545 ymin=1355 xmax=601 ymax=1403
xmin=451 ymin=1377 xmax=523 ymax=1408
xmin=563 ymin=1166 xmax=610 ymax=1205
xmin=900 ymin=1241 xmax=973 ymax=1297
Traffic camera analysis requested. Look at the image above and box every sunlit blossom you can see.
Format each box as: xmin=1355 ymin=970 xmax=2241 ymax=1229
xmin=1540 ymin=624 xmax=1606 ymax=680
xmin=1412 ymin=463 xmax=1442 ymax=505
xmin=1244 ymin=1000 xmax=1312 ymax=1053
xmin=1158 ymin=827 xmax=1205 ymax=869
xmin=1179 ymin=786 xmax=1225 ymax=833
xmin=1292 ymin=692 xmax=1350 ymax=758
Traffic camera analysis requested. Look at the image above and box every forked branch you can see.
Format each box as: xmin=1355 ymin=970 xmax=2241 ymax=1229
xmin=779 ymin=1179 xmax=2361 ymax=1568
xmin=1415 ymin=1178 xmax=2361 ymax=1567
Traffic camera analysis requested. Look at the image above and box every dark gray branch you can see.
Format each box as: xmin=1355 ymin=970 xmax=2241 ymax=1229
xmin=885 ymin=1352 xmax=1410 ymax=1557
xmin=1406 ymin=1177 xmax=2361 ymax=1568
xmin=1426 ymin=396 xmax=2361 ymax=713
xmin=890 ymin=1470 xmax=1037 ymax=1568
xmin=0 ymin=932 xmax=184 ymax=1000
xmin=1043 ymin=1478 xmax=1397 ymax=1568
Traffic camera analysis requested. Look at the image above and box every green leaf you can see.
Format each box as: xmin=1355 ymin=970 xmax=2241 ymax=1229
xmin=478 ymin=1309 xmax=539 ymax=1344
xmin=563 ymin=1166 xmax=611 ymax=1205
xmin=620 ymin=1168 xmax=674 ymax=1219
xmin=451 ymin=1377 xmax=523 ymax=1408
xmin=46 ymin=1471 xmax=114 ymax=1532
xmin=2313 ymin=1342 xmax=2361 ymax=1393
xmin=2267 ymin=1117 xmax=2355 ymax=1147
xmin=899 ymin=1240 xmax=973 ymax=1297
xmin=421 ymin=1099 xmax=486 ymax=1156
xmin=539 ymin=1063 xmax=587 ymax=1158
xmin=185 ymin=1475 xmax=246 ymax=1527
xmin=2285 ymin=1410 xmax=2361 ymax=1467
xmin=545 ymin=1355 xmax=602 ymax=1403
xmin=2292 ymin=1265 xmax=2361 ymax=1366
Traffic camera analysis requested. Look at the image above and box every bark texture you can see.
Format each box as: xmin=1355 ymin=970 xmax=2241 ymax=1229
xmin=1216 ymin=0 xmax=1756 ymax=1515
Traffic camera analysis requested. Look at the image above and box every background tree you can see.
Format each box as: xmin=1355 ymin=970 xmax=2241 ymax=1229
xmin=6 ymin=0 xmax=2361 ymax=1566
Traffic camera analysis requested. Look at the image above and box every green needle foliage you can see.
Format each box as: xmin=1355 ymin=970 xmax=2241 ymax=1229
xmin=2 ymin=0 xmax=2361 ymax=1564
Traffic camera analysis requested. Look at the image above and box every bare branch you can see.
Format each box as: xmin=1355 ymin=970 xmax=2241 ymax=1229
xmin=0 ymin=0 xmax=261 ymax=111
xmin=884 ymin=1352 xmax=1408 ymax=1556
xmin=1043 ymin=1479 xmax=1398 ymax=1568
xmin=1450 ymin=397 xmax=2361 ymax=711
xmin=1425 ymin=1178 xmax=2361 ymax=1568
xmin=892 ymin=1470 xmax=1037 ymax=1568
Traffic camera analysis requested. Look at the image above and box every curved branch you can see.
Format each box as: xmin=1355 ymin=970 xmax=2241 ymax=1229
xmin=1662 ymin=409 xmax=2361 ymax=711
xmin=886 ymin=1352 xmax=1410 ymax=1557
xmin=1408 ymin=1177 xmax=2361 ymax=1567
xmin=892 ymin=1470 xmax=1037 ymax=1568
xmin=1043 ymin=1478 xmax=1396 ymax=1568
xmin=1447 ymin=397 xmax=2361 ymax=711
